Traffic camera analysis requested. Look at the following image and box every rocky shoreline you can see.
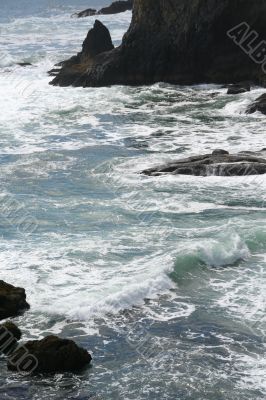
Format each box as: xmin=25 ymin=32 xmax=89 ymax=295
xmin=72 ymin=0 xmax=133 ymax=18
xmin=51 ymin=0 xmax=266 ymax=88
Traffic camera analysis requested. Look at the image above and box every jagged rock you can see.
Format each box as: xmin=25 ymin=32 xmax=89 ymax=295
xmin=50 ymin=20 xmax=114 ymax=86
xmin=227 ymin=82 xmax=251 ymax=95
xmin=0 ymin=281 xmax=30 ymax=320
xmin=8 ymin=335 xmax=92 ymax=374
xmin=51 ymin=0 xmax=266 ymax=87
xmin=246 ymin=93 xmax=266 ymax=115
xmin=142 ymin=150 xmax=266 ymax=177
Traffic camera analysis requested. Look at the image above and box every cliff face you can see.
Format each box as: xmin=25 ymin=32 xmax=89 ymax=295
xmin=51 ymin=0 xmax=266 ymax=87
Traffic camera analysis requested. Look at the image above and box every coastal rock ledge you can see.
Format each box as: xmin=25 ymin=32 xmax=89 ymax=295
xmin=51 ymin=0 xmax=266 ymax=87
xmin=142 ymin=150 xmax=266 ymax=177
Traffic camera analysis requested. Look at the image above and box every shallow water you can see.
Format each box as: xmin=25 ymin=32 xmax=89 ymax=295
xmin=0 ymin=1 xmax=265 ymax=399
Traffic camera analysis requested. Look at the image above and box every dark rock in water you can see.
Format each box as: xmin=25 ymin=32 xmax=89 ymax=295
xmin=227 ymin=82 xmax=251 ymax=95
xmin=51 ymin=0 xmax=266 ymax=87
xmin=0 ymin=281 xmax=30 ymax=320
xmin=82 ymin=20 xmax=114 ymax=59
xmin=16 ymin=62 xmax=32 ymax=67
xmin=99 ymin=0 xmax=133 ymax=15
xmin=8 ymin=335 xmax=92 ymax=374
xmin=73 ymin=8 xmax=97 ymax=18
xmin=142 ymin=151 xmax=266 ymax=177
xmin=74 ymin=1 xmax=133 ymax=18
xmin=0 ymin=322 xmax=21 ymax=355
xmin=50 ymin=20 xmax=114 ymax=86
xmin=246 ymin=93 xmax=266 ymax=115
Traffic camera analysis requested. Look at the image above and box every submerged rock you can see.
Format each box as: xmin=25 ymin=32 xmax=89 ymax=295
xmin=246 ymin=93 xmax=266 ymax=115
xmin=142 ymin=150 xmax=266 ymax=177
xmin=51 ymin=0 xmax=266 ymax=87
xmin=0 ymin=280 xmax=29 ymax=320
xmin=8 ymin=335 xmax=92 ymax=374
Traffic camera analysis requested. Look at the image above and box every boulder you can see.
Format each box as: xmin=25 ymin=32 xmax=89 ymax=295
xmin=0 ymin=281 xmax=29 ymax=320
xmin=246 ymin=93 xmax=266 ymax=115
xmin=142 ymin=150 xmax=266 ymax=177
xmin=227 ymin=82 xmax=251 ymax=95
xmin=0 ymin=322 xmax=21 ymax=355
xmin=73 ymin=8 xmax=97 ymax=18
xmin=51 ymin=0 xmax=266 ymax=87
xmin=8 ymin=335 xmax=92 ymax=374
xmin=73 ymin=1 xmax=133 ymax=18
xmin=99 ymin=0 xmax=133 ymax=15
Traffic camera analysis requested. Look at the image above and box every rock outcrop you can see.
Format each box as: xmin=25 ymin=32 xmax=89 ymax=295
xmin=8 ymin=335 xmax=92 ymax=374
xmin=227 ymin=82 xmax=251 ymax=95
xmin=0 ymin=281 xmax=29 ymax=320
xmin=0 ymin=322 xmax=22 ymax=355
xmin=142 ymin=150 xmax=266 ymax=177
xmin=73 ymin=1 xmax=133 ymax=18
xmin=246 ymin=93 xmax=266 ymax=114
xmin=51 ymin=0 xmax=266 ymax=87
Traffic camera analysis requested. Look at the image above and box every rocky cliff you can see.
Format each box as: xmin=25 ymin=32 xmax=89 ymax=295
xmin=51 ymin=0 xmax=266 ymax=87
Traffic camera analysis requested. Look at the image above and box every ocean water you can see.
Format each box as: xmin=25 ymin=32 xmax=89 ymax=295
xmin=0 ymin=1 xmax=265 ymax=399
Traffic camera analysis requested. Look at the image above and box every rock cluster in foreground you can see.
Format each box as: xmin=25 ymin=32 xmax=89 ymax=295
xmin=51 ymin=0 xmax=266 ymax=87
xmin=142 ymin=150 xmax=266 ymax=177
xmin=0 ymin=281 xmax=91 ymax=374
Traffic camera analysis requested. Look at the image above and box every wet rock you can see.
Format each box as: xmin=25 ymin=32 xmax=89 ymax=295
xmin=99 ymin=0 xmax=133 ymax=15
xmin=0 ymin=322 xmax=21 ymax=355
xmin=142 ymin=151 xmax=266 ymax=177
xmin=16 ymin=62 xmax=32 ymax=67
xmin=73 ymin=1 xmax=133 ymax=18
xmin=73 ymin=8 xmax=97 ymax=18
xmin=50 ymin=20 xmax=114 ymax=85
xmin=8 ymin=335 xmax=92 ymax=374
xmin=227 ymin=82 xmax=251 ymax=95
xmin=51 ymin=0 xmax=266 ymax=87
xmin=246 ymin=93 xmax=266 ymax=115
xmin=0 ymin=281 xmax=30 ymax=320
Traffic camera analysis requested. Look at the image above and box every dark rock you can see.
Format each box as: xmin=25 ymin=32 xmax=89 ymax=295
xmin=8 ymin=335 xmax=92 ymax=374
xmin=142 ymin=151 xmax=266 ymax=177
xmin=227 ymin=82 xmax=251 ymax=95
xmin=74 ymin=1 xmax=133 ymax=18
xmin=50 ymin=20 xmax=114 ymax=85
xmin=0 ymin=281 xmax=30 ymax=320
xmin=47 ymin=68 xmax=61 ymax=76
xmin=16 ymin=62 xmax=32 ymax=67
xmin=212 ymin=149 xmax=230 ymax=156
xmin=51 ymin=0 xmax=266 ymax=87
xmin=99 ymin=0 xmax=133 ymax=15
xmin=72 ymin=8 xmax=97 ymax=18
xmin=0 ymin=322 xmax=22 ymax=341
xmin=246 ymin=93 xmax=266 ymax=115
xmin=0 ymin=322 xmax=21 ymax=355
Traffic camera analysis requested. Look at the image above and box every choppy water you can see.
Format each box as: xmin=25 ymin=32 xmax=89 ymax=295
xmin=0 ymin=1 xmax=265 ymax=399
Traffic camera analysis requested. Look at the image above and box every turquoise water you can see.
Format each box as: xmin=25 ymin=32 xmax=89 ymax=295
xmin=0 ymin=1 xmax=265 ymax=399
